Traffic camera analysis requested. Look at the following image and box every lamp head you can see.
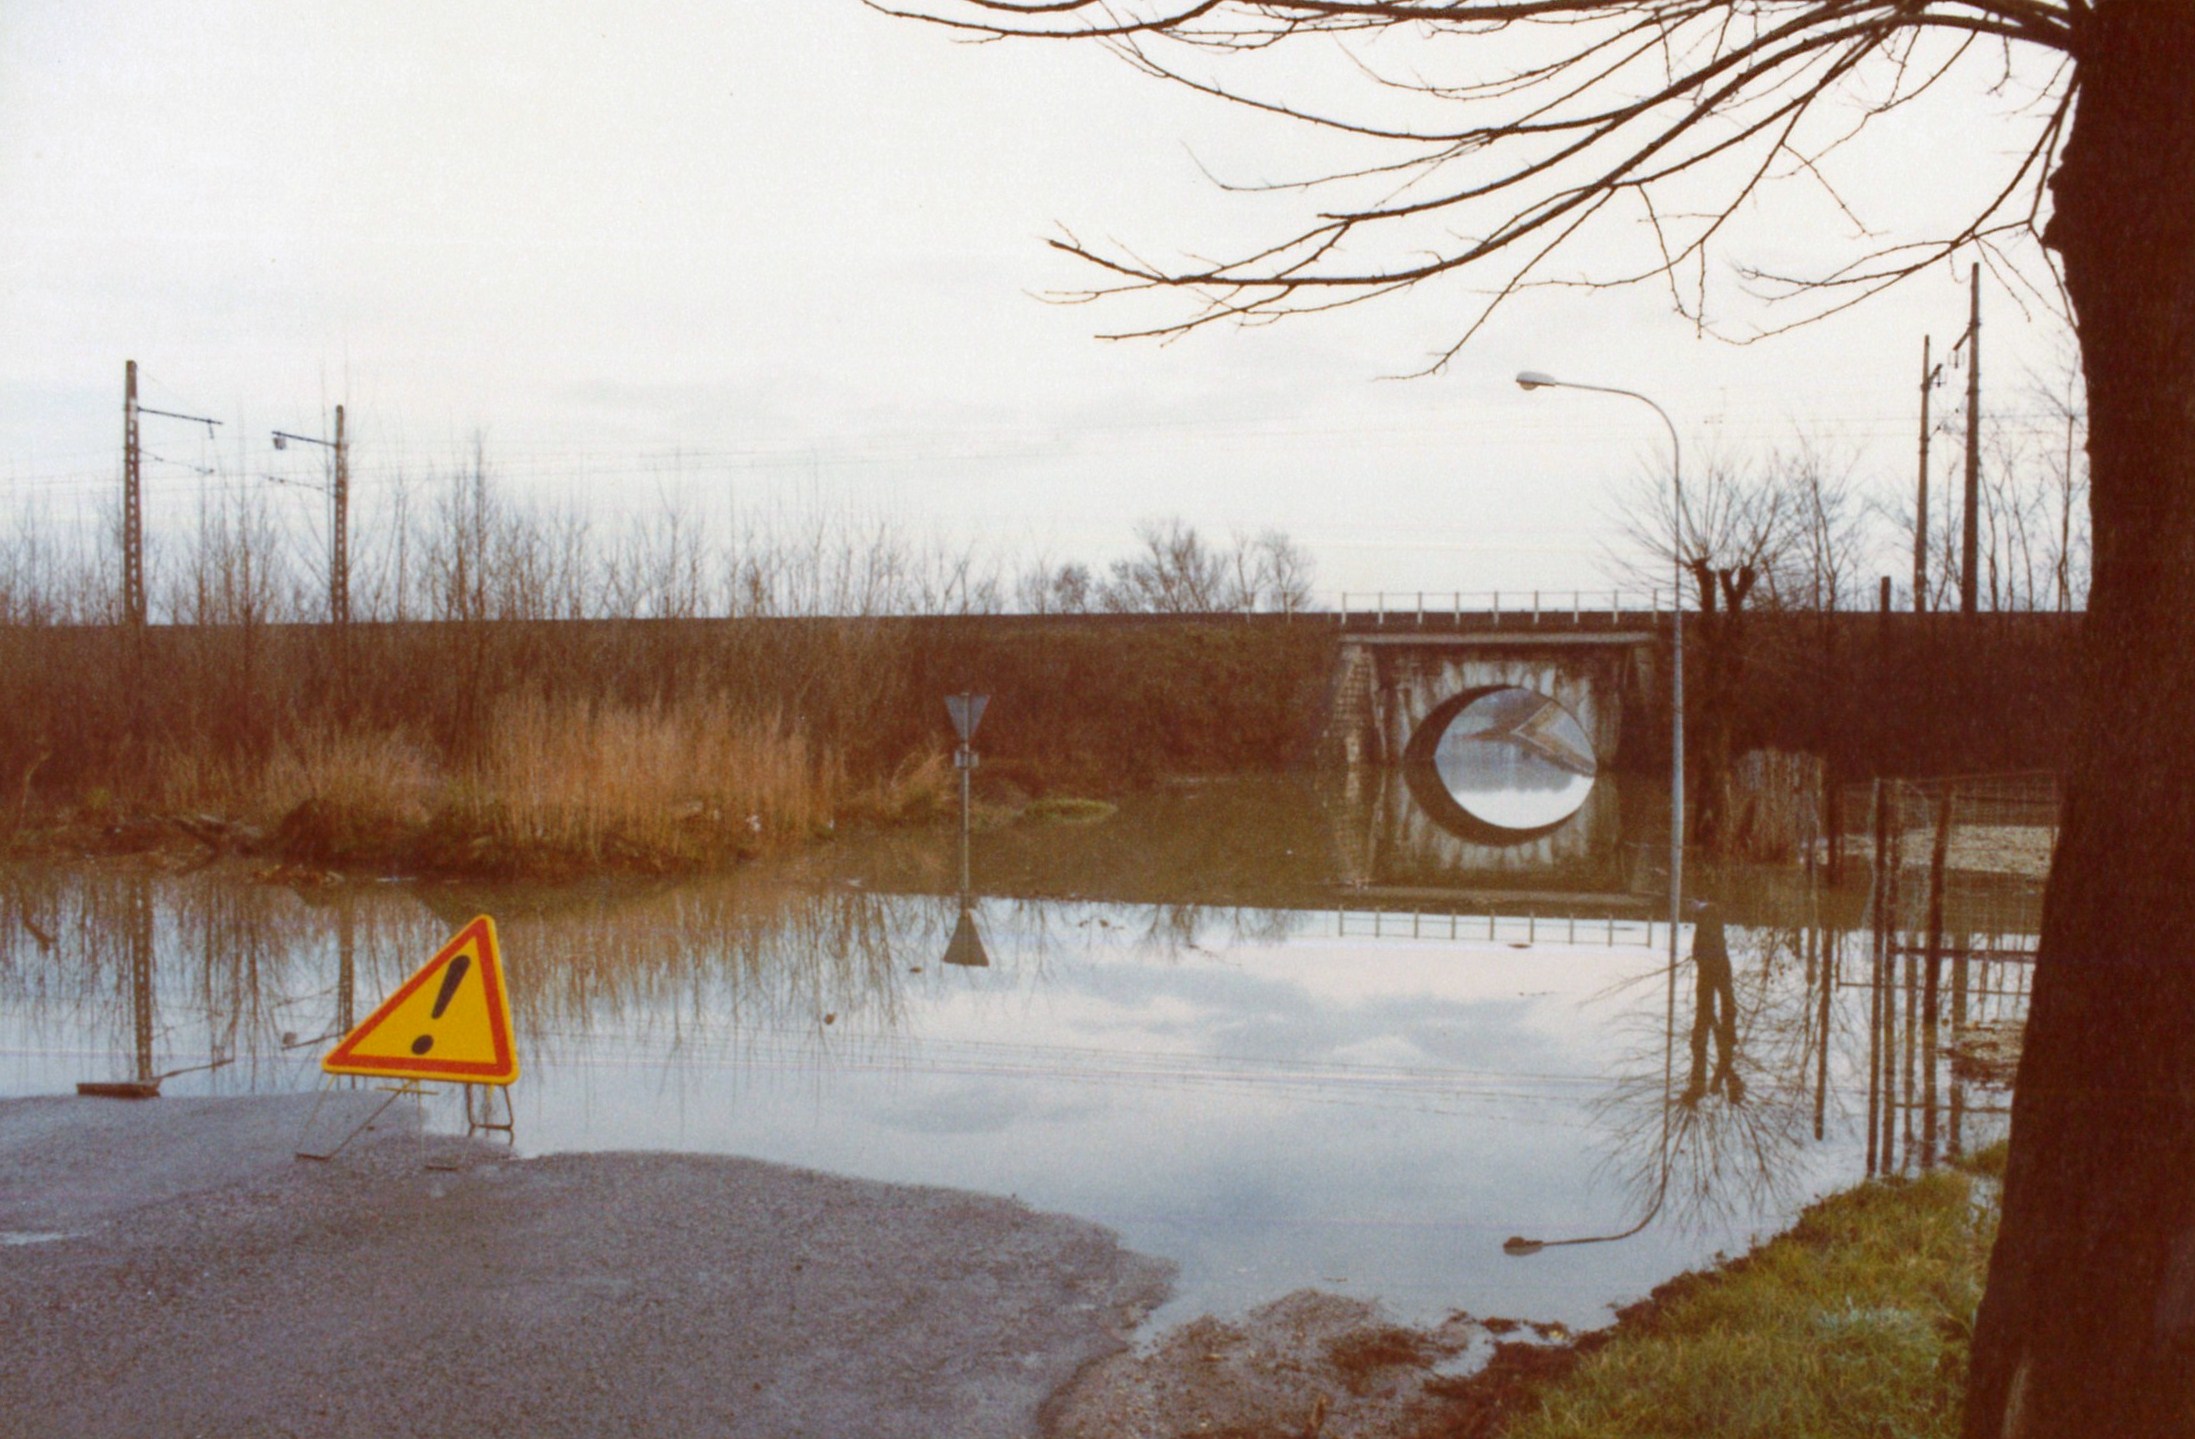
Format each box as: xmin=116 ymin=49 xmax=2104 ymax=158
xmin=272 ymin=433 xmax=287 ymax=451
xmin=1515 ymin=370 xmax=1560 ymax=391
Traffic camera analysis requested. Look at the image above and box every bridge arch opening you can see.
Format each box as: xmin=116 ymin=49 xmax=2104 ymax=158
xmin=1403 ymin=685 xmax=1599 ymax=844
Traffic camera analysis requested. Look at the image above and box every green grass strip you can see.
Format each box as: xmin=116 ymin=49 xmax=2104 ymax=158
xmin=1508 ymin=1149 xmax=2002 ymax=1439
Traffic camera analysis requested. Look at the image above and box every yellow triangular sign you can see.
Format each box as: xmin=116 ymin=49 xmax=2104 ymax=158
xmin=323 ymin=915 xmax=518 ymax=1085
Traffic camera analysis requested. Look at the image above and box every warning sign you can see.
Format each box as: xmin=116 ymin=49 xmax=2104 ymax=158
xmin=323 ymin=915 xmax=518 ymax=1085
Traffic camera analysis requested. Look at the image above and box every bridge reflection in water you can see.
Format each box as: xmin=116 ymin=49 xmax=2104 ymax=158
xmin=1327 ymin=761 xmax=1633 ymax=896
xmin=0 ymin=775 xmax=2039 ymax=1329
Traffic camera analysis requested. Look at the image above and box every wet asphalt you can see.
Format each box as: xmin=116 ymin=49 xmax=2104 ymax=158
xmin=0 ymin=1094 xmax=1170 ymax=1438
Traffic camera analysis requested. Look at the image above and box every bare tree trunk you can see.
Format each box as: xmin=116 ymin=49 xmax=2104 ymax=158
xmin=1965 ymin=5 xmax=2195 ymax=1434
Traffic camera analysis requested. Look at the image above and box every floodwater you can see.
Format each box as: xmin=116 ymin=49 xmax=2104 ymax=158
xmin=1431 ymin=686 xmax=1598 ymax=832
xmin=0 ymin=773 xmax=2035 ymax=1331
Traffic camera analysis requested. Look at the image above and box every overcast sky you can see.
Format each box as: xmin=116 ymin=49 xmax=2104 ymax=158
xmin=2 ymin=3 xmax=2082 ymax=604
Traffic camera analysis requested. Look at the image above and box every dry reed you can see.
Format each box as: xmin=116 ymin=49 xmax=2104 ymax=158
xmin=466 ymin=695 xmax=833 ymax=866
xmin=0 ymin=457 xmax=1338 ymax=874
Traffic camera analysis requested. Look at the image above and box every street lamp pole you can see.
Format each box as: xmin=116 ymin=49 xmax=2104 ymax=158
xmin=1504 ymin=369 xmax=1687 ymax=1253
xmin=1515 ymin=371 xmax=1684 ymax=963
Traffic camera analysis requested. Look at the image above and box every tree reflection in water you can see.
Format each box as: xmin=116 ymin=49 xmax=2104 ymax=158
xmin=1592 ymin=912 xmax=1843 ymax=1242
xmin=0 ymin=863 xmax=1330 ymax=1097
xmin=2 ymin=844 xmax=2014 ymax=1285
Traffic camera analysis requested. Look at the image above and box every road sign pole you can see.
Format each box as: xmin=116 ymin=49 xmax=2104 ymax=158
xmin=945 ymin=694 xmax=988 ymax=900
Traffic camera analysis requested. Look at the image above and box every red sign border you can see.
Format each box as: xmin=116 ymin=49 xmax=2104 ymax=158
xmin=322 ymin=915 xmax=518 ymax=1084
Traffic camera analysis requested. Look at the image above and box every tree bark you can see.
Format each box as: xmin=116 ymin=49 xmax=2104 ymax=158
xmin=1965 ymin=5 xmax=2195 ymax=1435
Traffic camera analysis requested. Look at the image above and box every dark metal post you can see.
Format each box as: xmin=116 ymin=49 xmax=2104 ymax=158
xmin=1922 ymin=786 xmax=1951 ymax=1166
xmin=331 ymin=404 xmax=349 ymax=627
xmin=944 ymin=691 xmax=988 ymax=926
xmin=1961 ymin=264 xmax=1981 ymax=614
xmin=1915 ymin=335 xmax=1933 ymax=612
xmin=1866 ymin=779 xmax=1886 ymax=1176
xmin=123 ymin=360 xmax=145 ymax=627
xmin=336 ymin=902 xmax=356 ymax=1039
xmin=1880 ymin=784 xmax=1905 ymax=1172
xmin=959 ymin=751 xmax=971 ymax=895
xmin=130 ymin=877 xmax=155 ymax=1085
xmin=122 ymin=371 xmax=220 ymax=633
xmin=1815 ymin=925 xmax=1834 ymax=1142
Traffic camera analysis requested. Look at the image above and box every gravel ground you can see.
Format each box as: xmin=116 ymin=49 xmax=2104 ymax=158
xmin=0 ymin=1093 xmax=1171 ymax=1439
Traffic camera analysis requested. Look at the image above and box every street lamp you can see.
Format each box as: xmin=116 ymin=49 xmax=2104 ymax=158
xmin=1504 ymin=368 xmax=1688 ymax=1254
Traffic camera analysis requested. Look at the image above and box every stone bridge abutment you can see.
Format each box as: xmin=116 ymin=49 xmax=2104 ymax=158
xmin=1322 ymin=631 xmax=1654 ymax=771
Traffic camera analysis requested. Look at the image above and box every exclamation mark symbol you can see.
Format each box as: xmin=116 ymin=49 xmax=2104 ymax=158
xmin=410 ymin=954 xmax=471 ymax=1055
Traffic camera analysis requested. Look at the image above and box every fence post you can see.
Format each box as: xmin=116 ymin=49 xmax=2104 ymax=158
xmin=1867 ymin=777 xmax=1886 ymax=1176
xmin=1922 ymin=785 xmax=1952 ymax=1166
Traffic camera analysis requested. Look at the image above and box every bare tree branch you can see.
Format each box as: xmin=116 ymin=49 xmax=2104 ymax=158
xmin=886 ymin=2 xmax=2080 ymax=356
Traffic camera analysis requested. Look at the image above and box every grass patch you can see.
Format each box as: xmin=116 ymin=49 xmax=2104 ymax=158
xmin=1019 ymin=796 xmax=1118 ymax=826
xmin=1496 ymin=1158 xmax=2000 ymax=1439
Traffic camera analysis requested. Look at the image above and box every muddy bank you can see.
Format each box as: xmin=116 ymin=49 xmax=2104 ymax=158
xmin=0 ymin=1094 xmax=1170 ymax=1439
xmin=1 ymin=773 xmax=1121 ymax=883
xmin=1043 ymin=1289 xmax=1590 ymax=1439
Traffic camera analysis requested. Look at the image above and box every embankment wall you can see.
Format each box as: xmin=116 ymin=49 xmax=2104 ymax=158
xmin=0 ymin=610 xmax=2078 ymax=802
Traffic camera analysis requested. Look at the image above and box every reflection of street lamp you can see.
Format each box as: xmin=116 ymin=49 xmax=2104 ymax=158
xmin=1504 ymin=370 xmax=1686 ymax=1255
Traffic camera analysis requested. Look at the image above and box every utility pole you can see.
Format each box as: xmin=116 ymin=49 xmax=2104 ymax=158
xmin=121 ymin=359 xmax=223 ymax=627
xmin=331 ymin=405 xmax=349 ymax=626
xmin=1961 ymin=264 xmax=1982 ymax=615
xmin=123 ymin=361 xmax=143 ymax=627
xmin=273 ymin=407 xmax=350 ymax=626
xmin=1914 ymin=335 xmax=1934 ymax=613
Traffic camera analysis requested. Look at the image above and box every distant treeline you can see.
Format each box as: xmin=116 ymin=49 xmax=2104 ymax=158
xmin=0 ymin=449 xmax=1315 ymax=628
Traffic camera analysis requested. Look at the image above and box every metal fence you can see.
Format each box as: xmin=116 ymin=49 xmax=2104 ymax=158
xmin=1855 ymin=771 xmax=2056 ymax=1176
xmin=1854 ymin=771 xmax=2059 ymax=947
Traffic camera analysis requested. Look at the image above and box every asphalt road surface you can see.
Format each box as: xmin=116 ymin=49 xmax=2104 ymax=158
xmin=0 ymin=1094 xmax=1171 ymax=1439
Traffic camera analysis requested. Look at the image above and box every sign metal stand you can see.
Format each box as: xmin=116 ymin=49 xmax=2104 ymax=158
xmin=294 ymin=915 xmax=518 ymax=1162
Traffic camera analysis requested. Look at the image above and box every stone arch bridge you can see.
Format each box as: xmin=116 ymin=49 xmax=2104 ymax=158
xmin=1321 ymin=629 xmax=1658 ymax=772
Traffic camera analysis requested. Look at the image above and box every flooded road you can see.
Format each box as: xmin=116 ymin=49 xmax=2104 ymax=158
xmin=0 ymin=775 xmax=2035 ymax=1331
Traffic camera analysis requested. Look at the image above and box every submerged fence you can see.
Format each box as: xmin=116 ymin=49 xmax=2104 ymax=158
xmin=1855 ymin=772 xmax=2056 ymax=1177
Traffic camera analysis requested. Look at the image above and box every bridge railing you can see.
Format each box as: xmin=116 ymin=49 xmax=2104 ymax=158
xmin=1330 ymin=589 xmax=1664 ymax=627
xmin=1330 ymin=905 xmax=1659 ymax=949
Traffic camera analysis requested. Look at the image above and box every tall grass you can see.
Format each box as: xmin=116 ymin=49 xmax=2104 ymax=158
xmin=0 ymin=457 xmax=1334 ymax=873
xmin=468 ymin=696 xmax=831 ymax=867
xmin=160 ymin=725 xmax=437 ymax=836
xmin=145 ymin=702 xmax=857 ymax=872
